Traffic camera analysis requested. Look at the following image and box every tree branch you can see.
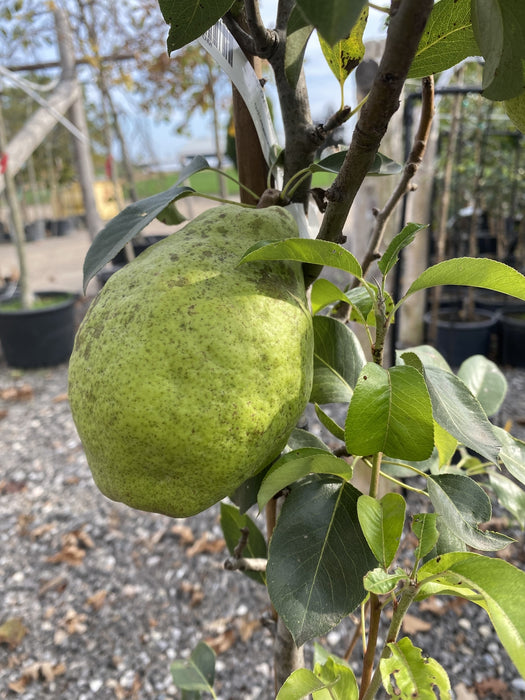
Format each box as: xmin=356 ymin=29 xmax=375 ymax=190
xmin=316 ymin=0 xmax=434 ymax=245
xmin=357 ymin=75 xmax=435 ymax=280
xmin=244 ymin=0 xmax=276 ymax=56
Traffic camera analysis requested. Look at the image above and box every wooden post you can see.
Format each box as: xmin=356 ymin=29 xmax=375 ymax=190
xmin=54 ymin=8 xmax=101 ymax=241
xmin=0 ymin=104 xmax=33 ymax=308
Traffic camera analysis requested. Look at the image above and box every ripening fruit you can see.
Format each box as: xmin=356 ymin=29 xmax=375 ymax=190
xmin=69 ymin=205 xmax=313 ymax=517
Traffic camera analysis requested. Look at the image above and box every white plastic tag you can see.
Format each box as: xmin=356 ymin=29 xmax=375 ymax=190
xmin=198 ymin=20 xmax=281 ymax=179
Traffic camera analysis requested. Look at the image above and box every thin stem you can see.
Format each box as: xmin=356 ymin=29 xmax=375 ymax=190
xmin=362 ymin=461 xmax=428 ymax=496
xmin=362 ymin=584 xmax=419 ymax=700
xmin=281 ymin=169 xmax=312 ymax=201
xmin=208 ymin=167 xmax=260 ymax=201
xmin=368 ymin=452 xmax=384 ymax=499
xmin=358 ymin=593 xmax=382 ymax=699
xmin=189 ymin=192 xmax=256 ymax=208
xmin=344 ymin=614 xmax=364 ymax=661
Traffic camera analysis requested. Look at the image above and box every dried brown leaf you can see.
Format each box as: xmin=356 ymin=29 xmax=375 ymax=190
xmin=204 ymin=628 xmax=236 ymax=654
xmin=401 ymin=612 xmax=432 ymax=634
xmin=86 ymin=589 xmax=107 ymax=611
xmin=186 ymin=533 xmax=226 ymax=557
xmin=0 ymin=384 xmax=33 ymax=401
xmin=171 ymin=523 xmax=195 ymax=545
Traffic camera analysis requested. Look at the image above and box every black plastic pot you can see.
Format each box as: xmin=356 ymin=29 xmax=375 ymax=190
xmin=500 ymin=309 xmax=525 ymax=368
xmin=0 ymin=291 xmax=76 ymax=368
xmin=424 ymin=309 xmax=500 ymax=367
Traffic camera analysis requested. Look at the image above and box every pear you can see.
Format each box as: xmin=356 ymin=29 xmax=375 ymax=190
xmin=69 ymin=204 xmax=313 ymax=517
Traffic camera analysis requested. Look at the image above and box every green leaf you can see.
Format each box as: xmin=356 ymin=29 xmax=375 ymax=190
xmin=345 ymin=363 xmax=434 ymax=461
xmin=157 ymin=201 xmax=187 ymax=226
xmin=424 ymin=366 xmax=501 ymax=463
xmin=427 ymin=474 xmax=513 ymax=551
xmin=286 ymin=428 xmax=331 ymax=452
xmin=311 ymin=315 xmax=366 ymax=404
xmin=159 ymin=0 xmax=235 ymax=53
xmin=267 ymin=474 xmax=376 ymax=646
xmin=417 ymin=552 xmax=525 ymax=676
xmin=364 ymin=568 xmax=407 ymax=595
xmin=82 ymin=184 xmax=193 ymax=291
xmin=314 ymin=404 xmax=345 ymax=442
xmin=400 ymin=345 xmax=452 ymax=372
xmin=240 ymin=238 xmax=362 ymax=279
xmin=287 ymin=428 xmax=332 ymax=452
xmin=170 ymin=641 xmax=216 ymax=695
xmin=408 ymin=0 xmax=479 ymax=79
xmin=412 ymin=512 xmax=440 ymax=560
xmin=276 ymin=668 xmax=330 ymax=699
xmin=380 ymin=637 xmax=451 ymax=699
xmin=318 ymin=7 xmax=368 ymax=98
xmin=296 ymin=0 xmax=368 ymax=46
xmin=357 ymin=493 xmax=406 ymax=568
xmin=488 ymin=471 xmax=525 ymax=528
xmin=312 ymin=656 xmax=359 ymax=700
xmin=457 ymin=355 xmax=508 ymax=417
xmin=220 ymin=503 xmax=267 ymax=584
xmin=310 ymin=278 xmax=351 ymax=315
xmin=404 ymin=257 xmax=525 ymax=302
xmin=433 ymin=422 xmax=458 ymax=467
xmin=472 ymin=0 xmax=525 ymax=100
xmin=229 ymin=466 xmax=270 ymax=514
xmin=311 ymin=150 xmax=402 ymax=176
xmin=378 ymin=224 xmax=427 ymax=277
xmin=495 ymin=427 xmax=525 ymax=488
xmin=285 ymin=7 xmax=314 ymax=88
xmin=258 ymin=448 xmax=352 ymax=510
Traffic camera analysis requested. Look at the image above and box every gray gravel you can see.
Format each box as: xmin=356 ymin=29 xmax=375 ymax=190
xmin=1 ymin=357 xmax=525 ymax=699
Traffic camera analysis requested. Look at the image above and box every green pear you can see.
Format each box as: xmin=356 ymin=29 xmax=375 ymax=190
xmin=69 ymin=204 xmax=313 ymax=517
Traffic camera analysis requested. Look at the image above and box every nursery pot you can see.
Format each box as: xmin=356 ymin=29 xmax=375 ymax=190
xmin=499 ymin=309 xmax=525 ymax=368
xmin=424 ymin=309 xmax=499 ymax=367
xmin=0 ymin=291 xmax=76 ymax=369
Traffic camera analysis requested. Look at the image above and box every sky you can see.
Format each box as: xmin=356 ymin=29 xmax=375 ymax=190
xmin=122 ymin=4 xmax=388 ymax=169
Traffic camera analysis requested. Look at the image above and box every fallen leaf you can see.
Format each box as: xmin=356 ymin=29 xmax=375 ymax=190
xmin=237 ymin=616 xmax=261 ymax=642
xmin=47 ymin=528 xmax=93 ymax=565
xmin=186 ymin=533 xmax=226 ymax=557
xmin=171 ymin=523 xmax=195 ymax=545
xmin=401 ymin=613 xmax=432 ymax=634
xmin=418 ymin=597 xmax=447 ymax=616
xmin=38 ymin=575 xmax=68 ymax=597
xmin=0 ymin=618 xmax=28 ymax=649
xmin=8 ymin=661 xmax=66 ymax=693
xmin=0 ymin=384 xmax=33 ymax=401
xmin=0 ymin=480 xmax=26 ymax=495
xmin=86 ymin=589 xmax=107 ymax=611
xmin=454 ymin=682 xmax=478 ymax=700
xmin=52 ymin=392 xmax=69 ymax=403
xmin=204 ymin=628 xmax=237 ymax=654
xmin=475 ymin=677 xmax=511 ymax=699
xmin=0 ymin=408 xmax=7 ymax=419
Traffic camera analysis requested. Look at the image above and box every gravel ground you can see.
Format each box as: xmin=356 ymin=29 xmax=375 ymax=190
xmin=1 ymin=352 xmax=525 ymax=699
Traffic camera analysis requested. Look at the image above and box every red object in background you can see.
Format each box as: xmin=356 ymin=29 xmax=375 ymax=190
xmin=105 ymin=154 xmax=113 ymax=179
xmin=0 ymin=153 xmax=8 ymax=175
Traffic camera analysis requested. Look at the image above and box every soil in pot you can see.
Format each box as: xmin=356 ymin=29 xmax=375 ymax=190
xmin=424 ymin=309 xmax=499 ymax=367
xmin=500 ymin=309 xmax=525 ymax=368
xmin=0 ymin=291 xmax=76 ymax=369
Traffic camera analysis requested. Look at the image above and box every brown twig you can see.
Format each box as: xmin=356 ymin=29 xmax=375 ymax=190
xmin=357 ymin=75 xmax=435 ymax=282
xmin=359 ymin=593 xmax=383 ymax=699
xmin=315 ymin=0 xmax=434 ymax=248
xmin=224 ymin=556 xmax=268 ymax=572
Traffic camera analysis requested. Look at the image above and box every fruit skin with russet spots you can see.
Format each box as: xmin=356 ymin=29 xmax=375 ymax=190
xmin=68 ymin=204 xmax=313 ymax=517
